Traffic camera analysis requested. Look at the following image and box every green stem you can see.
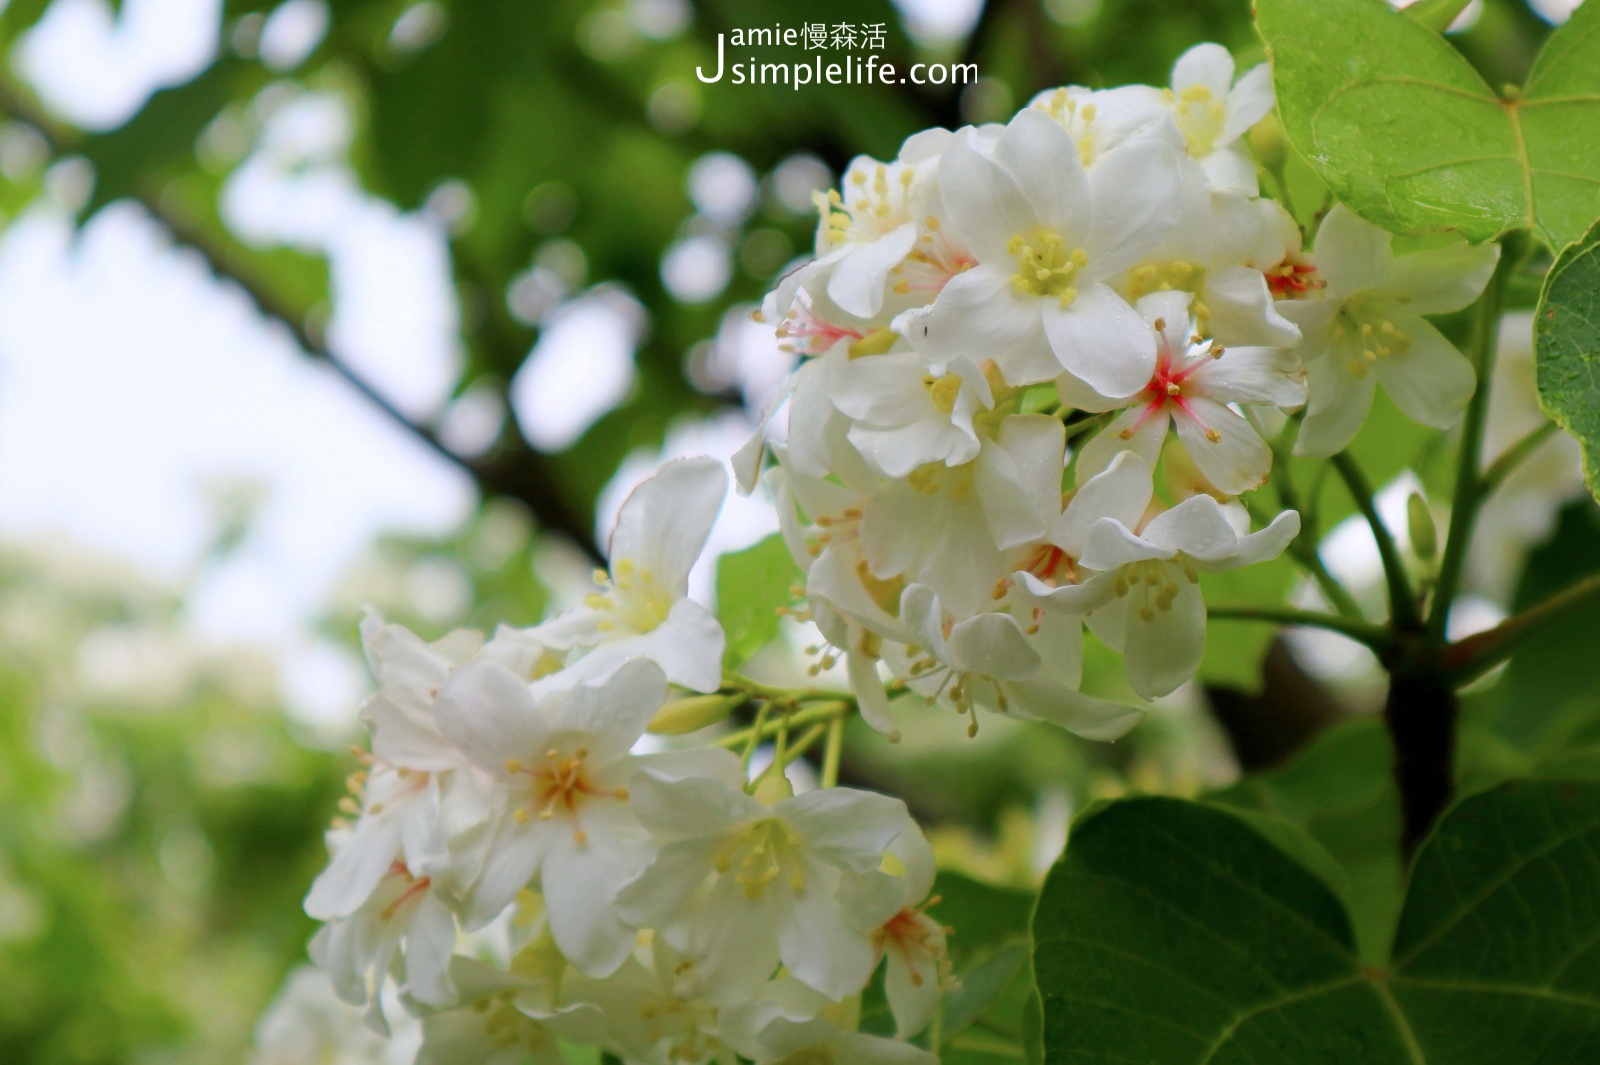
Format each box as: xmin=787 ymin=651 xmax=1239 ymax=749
xmin=723 ymin=670 xmax=851 ymax=705
xmin=1207 ymin=604 xmax=1394 ymax=652
xmin=1444 ymin=571 xmax=1600 ymax=685
xmin=718 ymin=701 xmax=851 ymax=751
xmin=1477 ymin=420 xmax=1560 ymax=502
xmin=821 ymin=715 xmax=845 ymax=788
xmin=739 ymin=701 xmax=772 ymax=772
xmin=1261 ymin=420 xmax=1365 ymax=620
xmin=1428 ymin=234 xmax=1520 ymax=640
xmin=1062 ymin=411 xmax=1110 ymax=444
xmin=783 ymin=722 xmax=829 ymax=766
xmin=1331 ymin=451 xmax=1421 ymax=631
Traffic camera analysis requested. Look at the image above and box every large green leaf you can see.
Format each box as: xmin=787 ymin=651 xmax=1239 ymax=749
xmin=715 ymin=534 xmax=802 ymax=668
xmin=1536 ymin=217 xmax=1600 ymax=502
xmin=1257 ymin=0 xmax=1600 ymax=248
xmin=1033 ymin=781 xmax=1600 ymax=1063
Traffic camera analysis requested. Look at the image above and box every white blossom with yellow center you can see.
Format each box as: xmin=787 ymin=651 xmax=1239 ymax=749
xmin=531 ymin=457 xmax=729 ymax=693
xmin=1279 ymin=205 xmax=1500 ymax=458
xmin=1158 ymin=43 xmax=1274 ymax=194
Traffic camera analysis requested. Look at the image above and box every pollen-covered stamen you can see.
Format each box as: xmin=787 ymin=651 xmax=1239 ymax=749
xmin=1008 ymin=229 xmax=1088 ymax=306
xmin=804 ymin=506 xmax=863 ymax=558
xmin=1124 ymin=318 xmax=1226 ymax=443
xmin=1265 ymin=255 xmax=1323 ymax=298
xmin=816 ymin=161 xmax=917 ymax=246
xmin=923 ymin=370 xmax=965 ymax=414
xmin=1113 ymin=559 xmax=1199 ymax=621
xmin=504 ymin=747 xmax=629 ymax=844
xmin=714 ymin=819 xmax=805 ymax=899
xmin=475 ymin=988 xmax=552 ymax=1054
xmin=1169 ymin=83 xmax=1228 ymax=156
xmin=1020 ymin=543 xmax=1079 ymax=588
xmin=1334 ymin=297 xmax=1412 ymax=377
xmin=1034 ymin=89 xmax=1101 ymax=162
xmin=774 ymin=292 xmax=864 ymax=357
xmin=584 ymin=557 xmax=671 ymax=633
xmin=875 ymin=895 xmax=949 ymax=987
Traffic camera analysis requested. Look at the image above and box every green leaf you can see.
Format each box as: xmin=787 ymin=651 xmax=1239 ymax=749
xmin=1536 ymin=216 xmax=1600 ymax=504
xmin=715 ymin=534 xmax=802 ymax=669
xmin=1257 ymin=0 xmax=1600 ymax=248
xmin=942 ymin=941 xmax=1030 ymax=1040
xmin=1032 ymin=781 xmax=1600 ymax=1063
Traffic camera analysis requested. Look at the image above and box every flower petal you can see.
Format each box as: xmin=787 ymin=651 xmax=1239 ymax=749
xmin=434 ymin=661 xmax=550 ymax=776
xmin=778 ymin=787 xmax=912 ymax=873
xmin=1074 ymin=405 xmax=1168 ymax=488
xmin=1314 ymin=205 xmax=1393 ymax=298
xmin=1222 ymin=63 xmax=1274 ymax=144
xmin=939 ymin=128 xmax=1038 ymax=263
xmin=1084 ymin=139 xmax=1183 ymax=278
xmin=1079 ymin=518 xmax=1174 ymax=571
xmin=827 ymin=223 xmax=918 ymax=319
xmin=1172 ymin=42 xmax=1235 ymax=97
xmin=992 ymin=107 xmax=1091 ymax=238
xmin=947 ymin=612 xmax=1041 ymax=679
xmin=1056 ymin=449 xmax=1154 ymax=552
xmin=1171 ymin=395 xmax=1271 ymax=495
xmin=1383 ymin=240 xmax=1499 ymax=315
xmin=1122 ymin=566 xmax=1206 ymax=699
xmin=609 ymin=457 xmax=728 ymax=597
xmin=1294 ymin=344 xmax=1378 ymax=457
xmin=1373 ymin=317 xmax=1477 ymax=430
xmin=1042 ymin=284 xmax=1158 ymax=398
xmin=1200 ymin=266 xmax=1302 ymax=348
xmin=551 ymin=656 xmax=668 ymax=763
xmin=1191 ymin=341 xmax=1306 ymax=407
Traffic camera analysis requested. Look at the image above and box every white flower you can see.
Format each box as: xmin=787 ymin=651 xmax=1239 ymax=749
xmin=311 ymin=859 xmax=458 ymax=1033
xmin=833 ymin=352 xmax=997 ymax=477
xmin=894 ymin=583 xmax=1143 ymax=740
xmin=614 ymin=772 xmax=912 ymax=1003
xmin=733 ymin=1016 xmax=937 ymax=1065
xmin=1279 ymin=205 xmax=1500 ymax=457
xmin=912 ymin=107 xmax=1183 ymax=396
xmin=839 ymin=825 xmax=950 ymax=1038
xmin=532 ymin=458 xmax=729 ymax=692
xmin=858 ymin=414 xmax=1065 ymax=618
xmin=434 ymin=657 xmax=743 ymax=975
xmin=1070 ymin=290 xmax=1305 ymax=496
xmin=1027 ymin=84 xmax=1169 ymax=168
xmin=563 ymin=934 xmax=740 ymax=1065
xmin=1160 ymin=43 xmax=1274 ymax=193
xmin=1044 ymin=494 xmax=1299 ymax=699
xmin=413 ymin=952 xmax=603 ymax=1065
xmin=812 ymin=130 xmax=952 ymax=320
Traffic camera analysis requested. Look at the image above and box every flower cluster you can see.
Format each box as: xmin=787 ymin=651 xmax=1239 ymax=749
xmin=739 ymin=41 xmax=1496 ymax=713
xmin=303 ymin=459 xmax=947 ymax=1065
xmin=292 ymin=40 xmax=1505 ymax=1065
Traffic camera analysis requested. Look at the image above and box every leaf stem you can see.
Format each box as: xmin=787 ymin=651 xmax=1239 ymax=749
xmin=719 ymin=701 xmax=851 ymax=752
xmin=1428 ymin=234 xmax=1521 ymax=640
xmin=1264 ymin=418 xmax=1366 ymax=620
xmin=1477 ymin=420 xmax=1560 ymax=502
xmin=1331 ymin=451 xmax=1420 ymax=630
xmin=821 ymin=715 xmax=845 ymax=788
xmin=1207 ymin=604 xmax=1394 ymax=651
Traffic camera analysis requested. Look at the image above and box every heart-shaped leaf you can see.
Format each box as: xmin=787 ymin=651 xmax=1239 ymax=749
xmin=1536 ymin=217 xmax=1600 ymax=503
xmin=1033 ymin=780 xmax=1600 ymax=1062
xmin=1257 ymin=0 xmax=1600 ymax=248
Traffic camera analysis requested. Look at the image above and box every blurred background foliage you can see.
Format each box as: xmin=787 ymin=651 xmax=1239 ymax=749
xmin=0 ymin=0 xmax=1594 ymax=1062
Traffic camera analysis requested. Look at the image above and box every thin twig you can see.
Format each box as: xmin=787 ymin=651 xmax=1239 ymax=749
xmin=1207 ymin=604 xmax=1393 ymax=652
xmin=1331 ymin=451 xmax=1420 ymax=630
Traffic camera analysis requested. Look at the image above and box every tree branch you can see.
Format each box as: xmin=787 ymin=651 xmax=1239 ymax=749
xmin=1207 ymin=604 xmax=1394 ymax=651
xmin=1444 ymin=570 xmax=1600 ymax=685
xmin=1331 ymin=451 xmax=1420 ymax=631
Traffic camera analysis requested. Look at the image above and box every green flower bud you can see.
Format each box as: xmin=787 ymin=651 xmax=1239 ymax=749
xmin=647 ymin=693 xmax=741 ymax=735
xmin=1407 ymin=492 xmax=1437 ymax=562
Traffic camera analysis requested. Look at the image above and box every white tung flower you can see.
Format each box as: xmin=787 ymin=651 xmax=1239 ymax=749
xmin=1037 ymin=494 xmax=1299 ymax=699
xmin=832 ymin=352 xmax=996 ymax=477
xmin=434 ymin=656 xmax=743 ymax=976
xmin=1159 ymin=43 xmax=1275 ymax=194
xmin=615 ymin=772 xmax=912 ymax=1004
xmin=1279 ymin=205 xmax=1500 ymax=458
xmin=1069 ymin=290 xmax=1305 ymax=496
xmin=413 ymin=952 xmax=603 ymax=1065
xmin=911 ymin=107 xmax=1183 ymax=396
xmin=532 ymin=457 xmax=729 ymax=693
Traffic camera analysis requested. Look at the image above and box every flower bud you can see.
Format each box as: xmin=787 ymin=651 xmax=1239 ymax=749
xmin=1407 ymin=492 xmax=1437 ymax=561
xmin=1249 ymin=112 xmax=1288 ymax=175
xmin=647 ymin=693 xmax=742 ymax=735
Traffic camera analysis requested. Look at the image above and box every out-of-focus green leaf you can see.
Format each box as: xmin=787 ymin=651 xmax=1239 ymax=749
xmin=1032 ymin=782 xmax=1600 ymax=1063
xmin=1536 ymin=216 xmax=1600 ymax=503
xmin=716 ymin=533 xmax=801 ymax=668
xmin=1257 ymin=0 xmax=1600 ymax=248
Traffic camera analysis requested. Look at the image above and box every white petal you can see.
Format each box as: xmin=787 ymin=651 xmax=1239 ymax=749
xmin=1384 ymin=240 xmax=1500 ymax=315
xmin=306 ymin=815 xmax=402 ymax=920
xmin=779 ymin=859 xmax=879 ymax=999
xmin=1199 ymin=144 xmax=1260 ymax=195
xmin=777 ymin=787 xmax=912 ymax=873
xmin=828 ymin=223 xmax=918 ymax=319
xmin=1141 ymin=494 xmax=1243 ymax=557
xmin=1294 ymin=344 xmax=1378 ymax=457
xmin=1042 ymin=284 xmax=1158 ymax=398
xmin=947 ymin=613 xmax=1041 ymax=679
xmin=1056 ymin=449 xmax=1155 ymax=551
xmin=885 ymin=923 xmax=946 ymax=1038
xmin=403 ymin=893 xmax=459 ymax=1007
xmin=992 ymin=107 xmax=1091 ymax=238
xmin=1003 ymin=676 xmax=1146 ymax=740
xmin=1122 ymin=567 xmax=1206 ymax=699
xmin=1373 ymin=317 xmax=1476 ymax=429
xmin=1314 ymin=205 xmax=1393 ymax=298
xmin=614 ymin=836 xmax=724 ymax=930
xmin=849 ymin=649 xmax=900 ymax=741
xmin=1079 ymin=518 xmax=1174 ymax=571
xmin=916 ymin=265 xmax=1052 ymax=382
xmin=1200 ymin=266 xmax=1302 ymax=348
xmin=976 ymin=435 xmax=1052 ymax=550
xmin=1172 ymin=43 xmax=1235 ymax=97
xmin=1171 ymin=395 xmax=1271 ymax=495
xmin=1084 ymin=139 xmax=1183 ymax=278
xmin=540 ymin=814 xmax=650 ymax=977
xmin=460 ymin=817 xmax=549 ymax=929
xmin=1074 ymin=405 xmax=1168 ymax=488
xmin=1018 ymin=569 xmax=1119 ymax=615
xmin=433 ymin=662 xmax=550 ymax=776
xmin=938 ymin=129 xmax=1038 ymax=263
xmin=552 ymin=657 xmax=668 ymax=763
xmin=628 ymin=769 xmax=764 ymax=841
xmin=997 ymin=413 xmax=1069 ymax=522
xmin=1222 ymin=64 xmax=1275 ymax=143
xmin=1190 ymin=341 xmax=1306 ymax=407
xmin=609 ymin=457 xmax=728 ymax=596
